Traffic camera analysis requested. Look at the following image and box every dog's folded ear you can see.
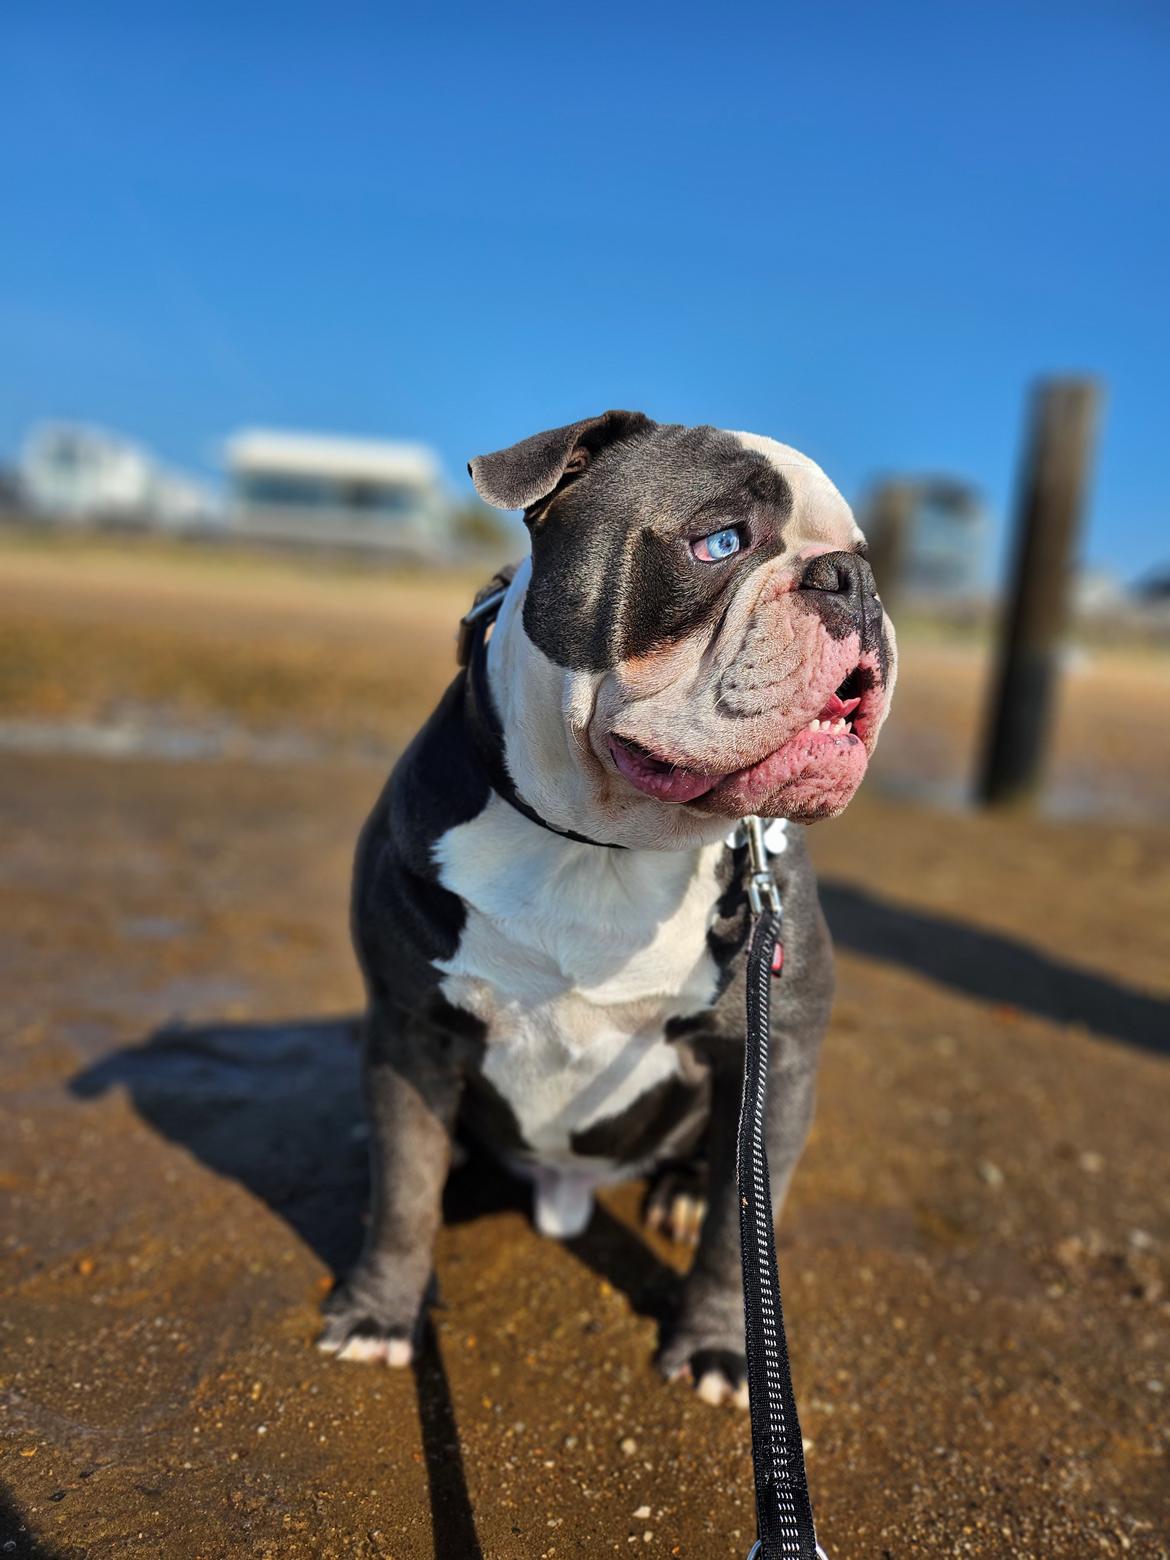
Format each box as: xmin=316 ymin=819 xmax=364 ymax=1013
xmin=468 ymin=410 xmax=653 ymax=515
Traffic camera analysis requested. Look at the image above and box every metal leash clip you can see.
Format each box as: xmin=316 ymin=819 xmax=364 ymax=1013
xmin=743 ymin=814 xmax=781 ymax=916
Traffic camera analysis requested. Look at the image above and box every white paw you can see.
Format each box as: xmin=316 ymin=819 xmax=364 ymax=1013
xmin=318 ymin=1332 xmax=413 ymax=1367
xmin=696 ymin=1370 xmax=750 ymax=1408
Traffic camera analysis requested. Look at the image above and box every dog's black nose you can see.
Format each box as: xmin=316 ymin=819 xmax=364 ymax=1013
xmin=799 ymin=550 xmax=882 ymax=647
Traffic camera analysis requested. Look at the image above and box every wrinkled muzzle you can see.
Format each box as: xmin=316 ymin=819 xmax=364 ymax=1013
xmin=597 ymin=549 xmax=896 ymax=824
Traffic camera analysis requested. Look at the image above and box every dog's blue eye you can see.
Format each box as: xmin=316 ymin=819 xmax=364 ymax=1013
xmin=692 ymin=526 xmax=743 ymax=563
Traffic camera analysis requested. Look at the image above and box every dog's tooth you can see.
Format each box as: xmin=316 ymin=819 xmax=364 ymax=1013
xmin=809 ymin=719 xmax=821 ymax=732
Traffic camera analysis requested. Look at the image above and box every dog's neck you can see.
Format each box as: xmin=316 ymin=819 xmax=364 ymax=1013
xmin=484 ymin=557 xmax=608 ymax=843
xmin=484 ymin=558 xmax=730 ymax=854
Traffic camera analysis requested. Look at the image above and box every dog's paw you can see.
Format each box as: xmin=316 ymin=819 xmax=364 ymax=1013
xmin=657 ymin=1288 xmax=748 ymax=1408
xmin=317 ymin=1275 xmax=420 ymax=1367
xmin=643 ymin=1163 xmax=708 ymax=1247
xmin=658 ymin=1333 xmax=749 ymax=1408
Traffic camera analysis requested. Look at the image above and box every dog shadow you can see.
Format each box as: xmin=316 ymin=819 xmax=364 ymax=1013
xmin=0 ymin=1485 xmax=66 ymax=1557
xmin=73 ymin=1016 xmax=371 ymax=1274
xmin=68 ymin=1015 xmax=679 ymax=1309
xmin=819 ymin=879 xmax=1170 ymax=1057
xmin=70 ymin=1016 xmax=680 ymax=1560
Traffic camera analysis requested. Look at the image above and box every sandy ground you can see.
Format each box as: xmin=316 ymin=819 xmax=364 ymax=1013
xmin=2 ymin=539 xmax=1169 ymax=1558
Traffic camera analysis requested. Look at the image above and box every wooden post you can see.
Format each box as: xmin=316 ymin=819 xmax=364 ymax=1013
xmin=979 ymin=378 xmax=1102 ymax=807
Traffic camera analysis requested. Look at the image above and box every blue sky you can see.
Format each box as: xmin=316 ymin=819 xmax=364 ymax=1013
xmin=3 ymin=2 xmax=1167 ymax=577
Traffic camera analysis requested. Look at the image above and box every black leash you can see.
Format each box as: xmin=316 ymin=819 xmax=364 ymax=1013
xmin=740 ymin=817 xmax=825 ymax=1560
xmin=456 ymin=579 xmax=824 ymax=1559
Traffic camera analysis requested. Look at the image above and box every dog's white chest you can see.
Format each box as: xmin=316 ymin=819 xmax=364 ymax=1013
xmin=433 ymin=796 xmax=723 ymax=1174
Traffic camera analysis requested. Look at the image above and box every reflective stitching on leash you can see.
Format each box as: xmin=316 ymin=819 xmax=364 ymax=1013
xmin=738 ymin=819 xmax=823 ymax=1560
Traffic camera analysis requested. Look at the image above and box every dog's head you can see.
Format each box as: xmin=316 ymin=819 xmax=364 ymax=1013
xmin=470 ymin=410 xmax=897 ymax=849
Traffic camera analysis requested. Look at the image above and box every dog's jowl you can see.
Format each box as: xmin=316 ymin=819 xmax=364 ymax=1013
xmin=318 ymin=412 xmax=897 ymax=1405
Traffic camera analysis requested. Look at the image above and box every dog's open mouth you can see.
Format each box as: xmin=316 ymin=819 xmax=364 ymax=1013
xmin=606 ymin=734 xmax=723 ymax=804
xmin=820 ymin=665 xmax=866 ymax=735
xmin=608 ymin=664 xmax=880 ymax=815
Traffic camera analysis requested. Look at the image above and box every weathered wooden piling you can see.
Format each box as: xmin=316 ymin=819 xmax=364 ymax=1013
xmin=979 ymin=378 xmax=1102 ymax=807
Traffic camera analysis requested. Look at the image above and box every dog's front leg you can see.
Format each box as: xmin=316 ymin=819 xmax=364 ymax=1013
xmin=319 ymin=1000 xmax=460 ymax=1367
xmin=658 ymin=1029 xmax=822 ymax=1406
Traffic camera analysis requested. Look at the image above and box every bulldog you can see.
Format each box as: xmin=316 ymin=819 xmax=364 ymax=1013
xmin=319 ymin=411 xmax=896 ymax=1405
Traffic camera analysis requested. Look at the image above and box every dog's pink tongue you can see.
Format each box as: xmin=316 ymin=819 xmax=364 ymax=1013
xmin=819 ymin=692 xmax=862 ymax=720
xmin=609 ymin=738 xmax=720 ymax=803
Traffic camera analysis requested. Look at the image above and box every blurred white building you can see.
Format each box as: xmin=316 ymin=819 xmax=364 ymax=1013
xmin=20 ymin=423 xmax=219 ymax=529
xmin=907 ymin=480 xmax=986 ymax=597
xmin=225 ymin=429 xmax=452 ymax=556
xmin=863 ymin=476 xmax=987 ymax=604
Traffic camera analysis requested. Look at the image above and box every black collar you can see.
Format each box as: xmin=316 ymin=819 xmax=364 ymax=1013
xmin=460 ymin=586 xmax=624 ymax=851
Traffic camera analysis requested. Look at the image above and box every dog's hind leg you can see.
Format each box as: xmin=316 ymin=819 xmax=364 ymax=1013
xmin=318 ymin=999 xmax=462 ymax=1368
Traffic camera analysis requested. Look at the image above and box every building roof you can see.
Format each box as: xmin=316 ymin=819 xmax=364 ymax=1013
xmin=24 ymin=421 xmax=149 ymax=466
xmin=225 ymin=429 xmax=440 ymax=486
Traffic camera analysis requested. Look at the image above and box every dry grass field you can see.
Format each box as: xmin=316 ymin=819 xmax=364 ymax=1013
xmin=2 ymin=534 xmax=1168 ymax=1559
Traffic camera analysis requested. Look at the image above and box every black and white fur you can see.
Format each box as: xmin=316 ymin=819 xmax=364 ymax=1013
xmin=319 ymin=412 xmax=896 ymax=1404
